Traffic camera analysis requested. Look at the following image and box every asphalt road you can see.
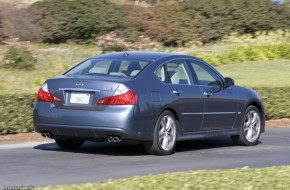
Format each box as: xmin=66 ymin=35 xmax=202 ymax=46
xmin=1 ymin=128 xmax=290 ymax=187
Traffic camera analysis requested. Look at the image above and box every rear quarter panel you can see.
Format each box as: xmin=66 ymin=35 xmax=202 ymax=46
xmin=122 ymin=71 xmax=175 ymax=139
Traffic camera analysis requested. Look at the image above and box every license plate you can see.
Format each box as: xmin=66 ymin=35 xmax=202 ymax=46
xmin=70 ymin=92 xmax=90 ymax=104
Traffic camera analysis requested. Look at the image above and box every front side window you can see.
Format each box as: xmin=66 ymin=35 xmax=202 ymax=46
xmin=189 ymin=60 xmax=223 ymax=86
xmin=65 ymin=58 xmax=151 ymax=78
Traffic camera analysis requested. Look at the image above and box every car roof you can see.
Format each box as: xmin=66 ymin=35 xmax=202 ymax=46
xmin=92 ymin=51 xmax=181 ymax=61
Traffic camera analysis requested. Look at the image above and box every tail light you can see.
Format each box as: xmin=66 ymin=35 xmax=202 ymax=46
xmin=37 ymin=83 xmax=62 ymax=103
xmin=97 ymin=86 xmax=137 ymax=105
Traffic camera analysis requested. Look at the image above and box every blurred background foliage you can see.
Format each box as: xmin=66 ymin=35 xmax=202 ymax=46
xmin=0 ymin=0 xmax=290 ymax=46
xmin=30 ymin=0 xmax=141 ymax=43
xmin=0 ymin=15 xmax=2 ymax=41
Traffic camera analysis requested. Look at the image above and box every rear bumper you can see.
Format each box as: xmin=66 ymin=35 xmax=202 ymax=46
xmin=34 ymin=123 xmax=143 ymax=141
xmin=33 ymin=101 xmax=153 ymax=141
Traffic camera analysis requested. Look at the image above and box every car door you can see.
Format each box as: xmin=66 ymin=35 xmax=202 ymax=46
xmin=187 ymin=59 xmax=238 ymax=130
xmin=156 ymin=59 xmax=204 ymax=132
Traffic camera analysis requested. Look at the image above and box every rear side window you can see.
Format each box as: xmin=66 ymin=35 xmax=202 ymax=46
xmin=155 ymin=59 xmax=192 ymax=85
xmin=65 ymin=58 xmax=151 ymax=78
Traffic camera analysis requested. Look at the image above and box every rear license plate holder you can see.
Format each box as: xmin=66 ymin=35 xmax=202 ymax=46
xmin=70 ymin=92 xmax=90 ymax=104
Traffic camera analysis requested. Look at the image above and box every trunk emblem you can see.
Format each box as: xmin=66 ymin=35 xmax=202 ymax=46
xmin=75 ymin=82 xmax=84 ymax=87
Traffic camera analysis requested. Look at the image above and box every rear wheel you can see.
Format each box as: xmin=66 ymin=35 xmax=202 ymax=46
xmin=231 ymin=105 xmax=262 ymax=146
xmin=144 ymin=110 xmax=178 ymax=155
xmin=55 ymin=137 xmax=84 ymax=149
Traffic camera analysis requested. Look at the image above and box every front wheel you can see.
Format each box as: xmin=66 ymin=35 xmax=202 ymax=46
xmin=55 ymin=137 xmax=84 ymax=149
xmin=144 ymin=110 xmax=178 ymax=155
xmin=231 ymin=105 xmax=262 ymax=146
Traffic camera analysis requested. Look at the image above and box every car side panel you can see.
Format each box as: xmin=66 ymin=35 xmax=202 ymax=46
xmin=199 ymin=86 xmax=238 ymax=130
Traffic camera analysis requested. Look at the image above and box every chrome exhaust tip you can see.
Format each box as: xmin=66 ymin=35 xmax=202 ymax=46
xmin=107 ymin=136 xmax=122 ymax=142
xmin=113 ymin=137 xmax=121 ymax=142
xmin=46 ymin=132 xmax=51 ymax=138
xmin=107 ymin=136 xmax=114 ymax=142
xmin=41 ymin=132 xmax=52 ymax=138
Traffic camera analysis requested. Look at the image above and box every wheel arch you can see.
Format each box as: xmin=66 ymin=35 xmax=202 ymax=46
xmin=246 ymin=100 xmax=266 ymax=133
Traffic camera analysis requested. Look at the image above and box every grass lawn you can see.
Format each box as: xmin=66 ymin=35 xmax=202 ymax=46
xmin=217 ymin=60 xmax=290 ymax=88
xmin=0 ymin=43 xmax=100 ymax=92
xmin=37 ymin=166 xmax=290 ymax=190
xmin=1 ymin=58 xmax=289 ymax=92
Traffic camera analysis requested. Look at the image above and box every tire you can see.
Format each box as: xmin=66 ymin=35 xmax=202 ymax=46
xmin=144 ymin=110 xmax=178 ymax=155
xmin=231 ymin=105 xmax=262 ymax=146
xmin=55 ymin=137 xmax=84 ymax=149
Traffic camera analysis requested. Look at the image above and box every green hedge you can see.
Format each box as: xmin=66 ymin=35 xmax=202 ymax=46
xmin=254 ymin=87 xmax=290 ymax=119
xmin=0 ymin=87 xmax=289 ymax=135
xmin=0 ymin=92 xmax=36 ymax=134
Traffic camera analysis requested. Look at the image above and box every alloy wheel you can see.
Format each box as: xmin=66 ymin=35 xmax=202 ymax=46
xmin=158 ymin=115 xmax=176 ymax=151
xmin=243 ymin=110 xmax=261 ymax=143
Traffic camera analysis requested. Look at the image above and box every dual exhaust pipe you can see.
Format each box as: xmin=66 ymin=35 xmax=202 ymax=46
xmin=41 ymin=132 xmax=52 ymax=138
xmin=107 ymin=135 xmax=122 ymax=143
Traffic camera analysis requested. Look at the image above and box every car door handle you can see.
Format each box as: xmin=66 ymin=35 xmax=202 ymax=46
xmin=203 ymin=91 xmax=212 ymax=96
xmin=172 ymin=90 xmax=183 ymax=95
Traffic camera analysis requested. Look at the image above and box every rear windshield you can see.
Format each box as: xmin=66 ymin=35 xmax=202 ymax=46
xmin=65 ymin=58 xmax=151 ymax=78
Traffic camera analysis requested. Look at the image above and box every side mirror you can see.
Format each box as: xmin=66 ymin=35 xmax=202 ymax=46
xmin=225 ymin=77 xmax=235 ymax=87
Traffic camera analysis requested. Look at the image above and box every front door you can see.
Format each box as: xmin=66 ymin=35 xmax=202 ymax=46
xmin=187 ymin=59 xmax=237 ymax=130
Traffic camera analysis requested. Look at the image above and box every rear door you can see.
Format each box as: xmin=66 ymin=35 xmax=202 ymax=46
xmin=187 ymin=59 xmax=238 ymax=130
xmin=156 ymin=59 xmax=204 ymax=132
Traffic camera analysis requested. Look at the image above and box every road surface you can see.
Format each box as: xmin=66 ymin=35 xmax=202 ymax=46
xmin=0 ymin=128 xmax=290 ymax=187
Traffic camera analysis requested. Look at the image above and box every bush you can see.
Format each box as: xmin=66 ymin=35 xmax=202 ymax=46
xmin=191 ymin=52 xmax=222 ymax=66
xmin=31 ymin=0 xmax=141 ymax=43
xmin=0 ymin=87 xmax=289 ymax=135
xmin=95 ymin=32 xmax=162 ymax=53
xmin=95 ymin=32 xmax=130 ymax=53
xmin=134 ymin=0 xmax=290 ymax=45
xmin=220 ymin=30 xmax=290 ymax=45
xmin=1 ymin=45 xmax=37 ymax=70
xmin=190 ymin=42 xmax=290 ymax=65
xmin=2 ymin=0 xmax=290 ymax=46
xmin=274 ymin=43 xmax=290 ymax=59
xmin=0 ymin=92 xmax=35 ymax=134
xmin=130 ymin=4 xmax=198 ymax=47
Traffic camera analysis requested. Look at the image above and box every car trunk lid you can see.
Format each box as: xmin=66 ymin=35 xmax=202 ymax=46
xmin=45 ymin=75 xmax=125 ymax=111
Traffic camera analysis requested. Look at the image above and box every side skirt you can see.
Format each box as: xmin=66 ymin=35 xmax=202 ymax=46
xmin=178 ymin=128 xmax=239 ymax=141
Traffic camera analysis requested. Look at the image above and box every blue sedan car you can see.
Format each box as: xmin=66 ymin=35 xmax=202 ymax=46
xmin=33 ymin=52 xmax=265 ymax=155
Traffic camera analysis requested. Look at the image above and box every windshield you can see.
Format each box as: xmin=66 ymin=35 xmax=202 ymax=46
xmin=65 ymin=58 xmax=151 ymax=78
